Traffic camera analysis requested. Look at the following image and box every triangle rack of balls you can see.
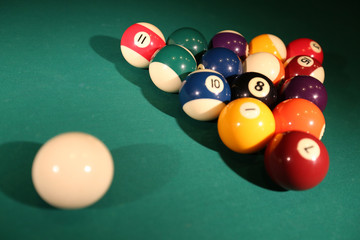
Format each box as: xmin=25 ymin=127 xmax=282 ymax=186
xmin=121 ymin=22 xmax=329 ymax=191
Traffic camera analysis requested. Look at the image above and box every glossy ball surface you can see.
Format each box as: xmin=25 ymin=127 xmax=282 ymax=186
xmin=209 ymin=30 xmax=248 ymax=60
xmin=167 ymin=27 xmax=207 ymax=60
xmin=285 ymin=55 xmax=325 ymax=83
xmin=32 ymin=132 xmax=114 ymax=209
xmin=149 ymin=45 xmax=197 ymax=93
xmin=218 ymin=97 xmax=275 ymax=153
xmin=264 ymin=131 xmax=329 ymax=190
xmin=281 ymin=75 xmax=328 ymax=111
xmin=198 ymin=47 xmax=242 ymax=79
xmin=286 ymin=38 xmax=324 ymax=64
xmin=272 ymin=98 xmax=325 ymax=139
xmin=243 ymin=52 xmax=285 ymax=85
xmin=179 ymin=69 xmax=231 ymax=121
xmin=230 ymin=72 xmax=278 ymax=109
xmin=249 ymin=34 xmax=287 ymax=62
xmin=120 ymin=22 xmax=166 ymax=68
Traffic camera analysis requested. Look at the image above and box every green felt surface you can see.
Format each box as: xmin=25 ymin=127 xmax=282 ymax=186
xmin=0 ymin=0 xmax=359 ymax=239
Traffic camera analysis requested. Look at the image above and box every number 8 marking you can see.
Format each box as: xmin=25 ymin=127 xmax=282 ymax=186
xmin=248 ymin=77 xmax=270 ymax=98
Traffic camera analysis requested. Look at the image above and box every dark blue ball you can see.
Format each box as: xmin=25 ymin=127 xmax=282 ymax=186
xmin=179 ymin=69 xmax=231 ymax=121
xmin=198 ymin=47 xmax=242 ymax=79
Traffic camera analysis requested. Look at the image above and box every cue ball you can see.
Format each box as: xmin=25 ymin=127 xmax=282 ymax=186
xmin=217 ymin=97 xmax=275 ymax=153
xmin=264 ymin=131 xmax=329 ymax=190
xmin=120 ymin=22 xmax=166 ymax=68
xmin=32 ymin=132 xmax=114 ymax=209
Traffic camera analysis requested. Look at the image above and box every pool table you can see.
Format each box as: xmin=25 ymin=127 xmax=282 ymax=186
xmin=0 ymin=0 xmax=359 ymax=239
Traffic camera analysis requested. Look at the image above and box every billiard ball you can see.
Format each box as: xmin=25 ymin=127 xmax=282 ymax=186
xmin=32 ymin=132 xmax=114 ymax=209
xmin=179 ymin=69 xmax=231 ymax=121
xmin=284 ymin=55 xmax=325 ymax=83
xmin=198 ymin=47 xmax=242 ymax=79
xmin=120 ymin=22 xmax=166 ymax=68
xmin=217 ymin=97 xmax=275 ymax=153
xmin=243 ymin=52 xmax=285 ymax=85
xmin=272 ymin=98 xmax=325 ymax=139
xmin=248 ymin=34 xmax=287 ymax=62
xmin=167 ymin=27 xmax=208 ymax=61
xmin=281 ymin=75 xmax=328 ymax=111
xmin=149 ymin=45 xmax=197 ymax=93
xmin=264 ymin=131 xmax=329 ymax=190
xmin=286 ymin=38 xmax=324 ymax=64
xmin=209 ymin=30 xmax=248 ymax=60
xmin=229 ymin=72 xmax=278 ymax=109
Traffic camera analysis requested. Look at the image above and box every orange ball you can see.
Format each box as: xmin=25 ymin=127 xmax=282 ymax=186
xmin=272 ymin=99 xmax=326 ymax=139
xmin=217 ymin=97 xmax=275 ymax=153
xmin=249 ymin=34 xmax=287 ymax=62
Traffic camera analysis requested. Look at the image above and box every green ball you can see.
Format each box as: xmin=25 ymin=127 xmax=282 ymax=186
xmin=167 ymin=27 xmax=208 ymax=60
xmin=149 ymin=44 xmax=197 ymax=93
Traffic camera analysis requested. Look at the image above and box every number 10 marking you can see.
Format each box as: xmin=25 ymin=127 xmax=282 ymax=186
xmin=205 ymin=75 xmax=224 ymax=94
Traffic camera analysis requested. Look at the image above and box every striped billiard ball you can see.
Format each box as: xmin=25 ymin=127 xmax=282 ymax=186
xmin=120 ymin=22 xmax=166 ymax=68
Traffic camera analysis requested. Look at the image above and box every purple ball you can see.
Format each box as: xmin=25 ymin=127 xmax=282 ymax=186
xmin=281 ymin=76 xmax=328 ymax=111
xmin=210 ymin=30 xmax=248 ymax=60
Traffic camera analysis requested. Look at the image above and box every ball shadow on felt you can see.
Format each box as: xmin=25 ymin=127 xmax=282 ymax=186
xmin=0 ymin=141 xmax=51 ymax=208
xmin=89 ymin=35 xmax=285 ymax=192
xmin=89 ymin=35 xmax=182 ymax=119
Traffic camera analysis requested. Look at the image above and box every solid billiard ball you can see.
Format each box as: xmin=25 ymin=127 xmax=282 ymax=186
xmin=229 ymin=72 xmax=278 ymax=109
xmin=281 ymin=75 xmax=328 ymax=111
xmin=149 ymin=45 xmax=197 ymax=93
xmin=120 ymin=22 xmax=166 ymax=68
xmin=166 ymin=27 xmax=208 ymax=61
xmin=243 ymin=52 xmax=285 ymax=85
xmin=286 ymin=38 xmax=324 ymax=64
xmin=284 ymin=55 xmax=325 ymax=83
xmin=248 ymin=34 xmax=287 ymax=62
xmin=264 ymin=131 xmax=329 ymax=190
xmin=272 ymin=98 xmax=325 ymax=139
xmin=32 ymin=132 xmax=114 ymax=209
xmin=217 ymin=97 xmax=275 ymax=153
xmin=209 ymin=30 xmax=248 ymax=60
xmin=198 ymin=47 xmax=242 ymax=79
xmin=179 ymin=69 xmax=231 ymax=121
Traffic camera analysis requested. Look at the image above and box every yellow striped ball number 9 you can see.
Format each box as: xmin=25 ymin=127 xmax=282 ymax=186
xmin=217 ymin=97 xmax=275 ymax=154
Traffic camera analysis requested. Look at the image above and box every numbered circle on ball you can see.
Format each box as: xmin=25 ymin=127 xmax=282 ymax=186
xmin=297 ymin=56 xmax=314 ymax=67
xmin=297 ymin=138 xmax=321 ymax=161
xmin=310 ymin=41 xmax=322 ymax=53
xmin=248 ymin=77 xmax=270 ymax=98
xmin=134 ymin=31 xmax=151 ymax=48
xmin=240 ymin=102 xmax=260 ymax=119
xmin=205 ymin=75 xmax=224 ymax=94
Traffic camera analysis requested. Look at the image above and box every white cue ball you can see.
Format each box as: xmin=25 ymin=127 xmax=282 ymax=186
xmin=32 ymin=132 xmax=114 ymax=209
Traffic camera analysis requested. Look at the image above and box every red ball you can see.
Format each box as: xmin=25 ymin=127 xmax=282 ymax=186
xmin=284 ymin=55 xmax=325 ymax=83
xmin=264 ymin=131 xmax=329 ymax=190
xmin=120 ymin=22 xmax=166 ymax=68
xmin=286 ymin=38 xmax=324 ymax=64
